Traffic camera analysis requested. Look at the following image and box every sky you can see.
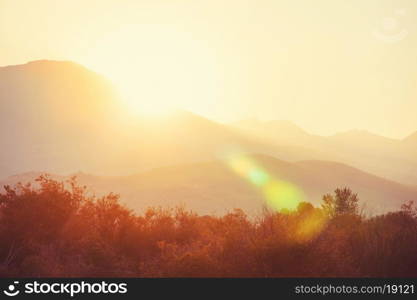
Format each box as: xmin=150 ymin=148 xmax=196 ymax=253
xmin=1 ymin=0 xmax=416 ymax=138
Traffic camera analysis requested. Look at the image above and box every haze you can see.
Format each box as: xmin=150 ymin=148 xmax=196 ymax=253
xmin=1 ymin=0 xmax=417 ymax=138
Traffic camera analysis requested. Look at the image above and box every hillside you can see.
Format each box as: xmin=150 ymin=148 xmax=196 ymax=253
xmin=2 ymin=155 xmax=415 ymax=215
xmin=1 ymin=59 xmax=415 ymax=210
xmin=233 ymin=121 xmax=417 ymax=185
xmin=0 ymin=60 xmax=123 ymax=176
xmin=0 ymin=60 xmax=328 ymax=177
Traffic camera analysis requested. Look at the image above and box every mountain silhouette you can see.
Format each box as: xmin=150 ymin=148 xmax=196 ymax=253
xmin=0 ymin=60 xmax=330 ymax=177
xmin=1 ymin=60 xmax=416 ymax=216
xmin=1 ymin=154 xmax=415 ymax=215
xmin=233 ymin=121 xmax=417 ymax=185
xmin=0 ymin=60 xmax=123 ymax=176
xmin=403 ymin=131 xmax=417 ymax=146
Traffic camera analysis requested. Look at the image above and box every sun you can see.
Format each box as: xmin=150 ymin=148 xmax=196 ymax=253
xmin=82 ymin=24 xmax=220 ymax=117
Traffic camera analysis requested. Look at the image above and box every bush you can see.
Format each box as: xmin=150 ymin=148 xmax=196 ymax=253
xmin=0 ymin=176 xmax=416 ymax=277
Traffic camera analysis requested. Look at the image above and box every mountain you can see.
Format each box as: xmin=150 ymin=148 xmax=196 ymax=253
xmin=2 ymin=58 xmax=415 ymax=205
xmin=231 ymin=119 xmax=311 ymax=146
xmin=403 ymin=131 xmax=417 ymax=146
xmin=329 ymin=129 xmax=397 ymax=150
xmin=233 ymin=121 xmax=417 ymax=186
xmin=0 ymin=60 xmax=123 ymax=177
xmin=2 ymin=155 xmax=415 ymax=215
xmin=0 ymin=60 xmax=329 ymax=178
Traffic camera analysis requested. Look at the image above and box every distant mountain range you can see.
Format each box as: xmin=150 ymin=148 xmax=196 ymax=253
xmin=0 ymin=60 xmax=328 ymax=177
xmin=1 ymin=154 xmax=416 ymax=215
xmin=0 ymin=60 xmax=416 ymax=214
xmin=232 ymin=119 xmax=417 ymax=185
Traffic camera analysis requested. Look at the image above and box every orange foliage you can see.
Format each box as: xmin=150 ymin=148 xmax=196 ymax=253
xmin=0 ymin=176 xmax=416 ymax=277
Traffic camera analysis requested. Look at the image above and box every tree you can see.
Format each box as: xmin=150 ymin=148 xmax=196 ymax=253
xmin=322 ymin=187 xmax=359 ymax=218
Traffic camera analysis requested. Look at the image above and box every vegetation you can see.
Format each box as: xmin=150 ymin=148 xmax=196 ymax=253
xmin=0 ymin=175 xmax=416 ymax=277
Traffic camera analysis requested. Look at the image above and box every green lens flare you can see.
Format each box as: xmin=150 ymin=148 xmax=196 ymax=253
xmin=263 ymin=180 xmax=302 ymax=211
xmin=225 ymin=152 xmax=304 ymax=212
xmin=248 ymin=169 xmax=269 ymax=186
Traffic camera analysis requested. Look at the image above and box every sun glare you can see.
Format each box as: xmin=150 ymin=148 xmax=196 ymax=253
xmin=83 ymin=24 xmax=220 ymax=117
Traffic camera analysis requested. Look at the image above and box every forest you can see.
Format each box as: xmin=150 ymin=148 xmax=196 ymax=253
xmin=0 ymin=175 xmax=416 ymax=277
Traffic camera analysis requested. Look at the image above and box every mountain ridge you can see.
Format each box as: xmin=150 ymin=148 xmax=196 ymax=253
xmin=233 ymin=119 xmax=417 ymax=185
xmin=1 ymin=59 xmax=416 ymax=192
xmin=1 ymin=154 xmax=415 ymax=215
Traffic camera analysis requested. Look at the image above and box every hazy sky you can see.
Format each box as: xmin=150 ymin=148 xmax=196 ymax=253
xmin=1 ymin=0 xmax=416 ymax=138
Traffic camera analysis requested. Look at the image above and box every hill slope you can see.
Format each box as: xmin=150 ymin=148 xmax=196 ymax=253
xmin=233 ymin=120 xmax=417 ymax=185
xmin=2 ymin=155 xmax=415 ymax=215
xmin=0 ymin=60 xmax=328 ymax=177
xmin=0 ymin=60 xmax=123 ymax=176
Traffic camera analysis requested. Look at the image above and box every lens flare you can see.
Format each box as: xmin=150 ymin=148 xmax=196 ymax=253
xmin=295 ymin=212 xmax=328 ymax=242
xmin=263 ymin=180 xmax=303 ymax=211
xmin=223 ymin=151 xmax=305 ymax=212
xmin=249 ymin=169 xmax=269 ymax=187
